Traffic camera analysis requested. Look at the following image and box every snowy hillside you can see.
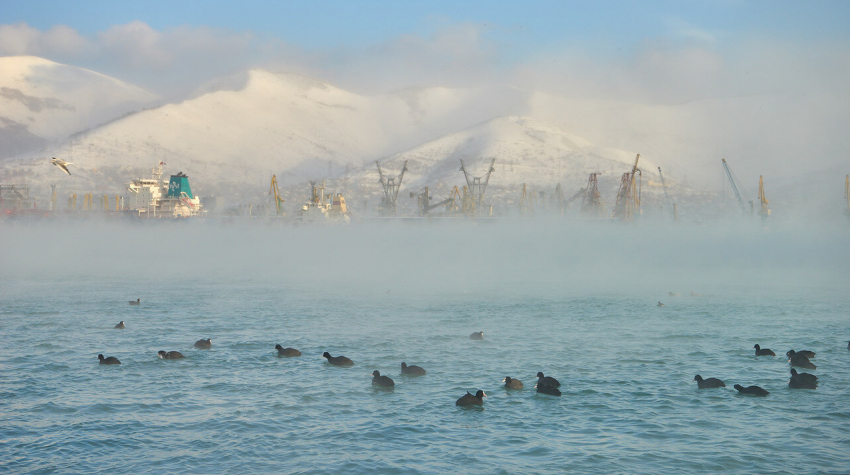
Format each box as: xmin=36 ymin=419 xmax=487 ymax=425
xmin=0 ymin=69 xmax=531 ymax=198
xmin=331 ymin=116 xmax=660 ymax=214
xmin=0 ymin=60 xmax=690 ymax=215
xmin=0 ymin=56 xmax=159 ymax=158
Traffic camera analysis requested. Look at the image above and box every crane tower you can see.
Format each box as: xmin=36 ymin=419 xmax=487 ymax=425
xmin=613 ymin=154 xmax=641 ymax=220
xmin=376 ymin=160 xmax=408 ymax=216
xmin=758 ymin=175 xmax=770 ymax=218
xmin=581 ymin=173 xmax=603 ymax=215
xmin=459 ymin=158 xmax=496 ymax=216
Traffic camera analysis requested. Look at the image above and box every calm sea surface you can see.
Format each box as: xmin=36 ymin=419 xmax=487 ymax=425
xmin=1 ymin=220 xmax=849 ymax=474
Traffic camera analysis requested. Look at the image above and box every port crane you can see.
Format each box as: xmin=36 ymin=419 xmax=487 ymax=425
xmin=269 ymin=174 xmax=285 ymax=216
xmin=613 ymin=154 xmax=641 ymax=220
xmin=758 ymin=175 xmax=770 ymax=218
xmin=564 ymin=186 xmax=586 ymax=209
xmin=459 ymin=158 xmax=495 ymax=215
xmin=721 ymin=158 xmax=749 ymax=214
xmin=410 ymin=186 xmax=456 ymax=216
xmin=581 ymin=173 xmax=603 ymax=215
xmin=376 ymin=160 xmax=407 ymax=216
xmin=519 ymin=183 xmax=536 ymax=215
xmin=657 ymin=167 xmax=678 ymax=220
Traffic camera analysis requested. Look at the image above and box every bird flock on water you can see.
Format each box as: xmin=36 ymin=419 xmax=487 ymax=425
xmin=98 ymin=301 xmax=842 ymax=406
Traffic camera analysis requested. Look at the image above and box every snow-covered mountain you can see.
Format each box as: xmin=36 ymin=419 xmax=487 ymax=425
xmin=0 ymin=59 xmax=682 ymax=213
xmin=0 ymin=68 xmax=531 ymax=196
xmin=0 ymin=56 xmax=159 ymax=158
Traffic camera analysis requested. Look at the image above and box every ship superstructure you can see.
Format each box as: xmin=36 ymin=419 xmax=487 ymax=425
xmin=126 ymin=162 xmax=202 ymax=217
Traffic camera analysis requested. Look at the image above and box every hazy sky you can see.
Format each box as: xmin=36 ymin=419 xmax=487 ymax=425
xmin=1 ymin=1 xmax=848 ymax=189
xmin=3 ymin=0 xmax=848 ymax=94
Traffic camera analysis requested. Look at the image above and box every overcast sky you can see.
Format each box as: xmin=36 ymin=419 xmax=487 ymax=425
xmin=1 ymin=1 xmax=848 ymax=191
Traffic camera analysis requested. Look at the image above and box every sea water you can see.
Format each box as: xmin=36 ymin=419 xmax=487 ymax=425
xmin=1 ymin=219 xmax=848 ymax=474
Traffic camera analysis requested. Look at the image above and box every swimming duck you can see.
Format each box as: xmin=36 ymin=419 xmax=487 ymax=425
xmin=753 ymin=344 xmax=775 ymax=357
xmin=503 ymin=376 xmax=523 ymax=389
xmin=322 ymin=352 xmax=353 ymax=366
xmin=274 ymin=344 xmax=301 ymax=357
xmin=694 ymin=375 xmax=725 ymax=389
xmin=456 ymin=390 xmax=486 ymax=406
xmin=733 ymin=384 xmax=769 ymax=396
xmin=98 ymin=354 xmax=120 ymax=365
xmin=401 ymin=362 xmax=426 ymax=376
xmin=786 ymin=349 xmax=815 ymax=359
xmin=536 ymin=385 xmax=562 ymax=396
xmin=536 ymin=372 xmax=561 ymax=388
xmin=657 ymin=301 xmax=665 ymax=307
xmin=787 ymin=350 xmax=816 ymax=370
xmin=194 ymin=339 xmax=212 ymax=349
xmin=129 ymin=299 xmax=140 ymax=306
xmin=371 ymin=370 xmax=395 ymax=388
xmin=158 ymin=350 xmax=185 ymax=360
xmin=114 ymin=321 xmax=125 ymax=329
xmin=469 ymin=331 xmax=484 ymax=340
xmin=788 ymin=368 xmax=818 ymax=389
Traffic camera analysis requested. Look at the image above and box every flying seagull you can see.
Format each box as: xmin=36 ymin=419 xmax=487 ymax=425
xmin=50 ymin=158 xmax=72 ymax=175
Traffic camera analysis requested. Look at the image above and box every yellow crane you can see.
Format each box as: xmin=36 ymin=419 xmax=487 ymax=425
xmin=758 ymin=175 xmax=770 ymax=218
xmin=519 ymin=183 xmax=535 ymax=215
xmin=269 ymin=175 xmax=285 ymax=216
xmin=447 ymin=186 xmax=462 ymax=215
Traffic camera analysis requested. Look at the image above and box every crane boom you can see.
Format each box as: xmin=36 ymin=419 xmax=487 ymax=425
xmin=657 ymin=167 xmax=672 ymax=208
xmin=565 ymin=187 xmax=586 ymax=207
xmin=269 ymin=174 xmax=284 ymax=215
xmin=721 ymin=159 xmax=747 ymax=213
xmin=658 ymin=167 xmax=677 ymax=220
xmin=758 ymin=175 xmax=770 ymax=217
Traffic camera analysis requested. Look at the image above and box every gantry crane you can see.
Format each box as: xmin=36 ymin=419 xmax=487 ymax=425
xmin=459 ymin=158 xmax=495 ymax=216
xmin=269 ymin=174 xmax=285 ymax=216
xmin=376 ymin=160 xmax=407 ymax=216
xmin=581 ymin=173 xmax=603 ymax=215
xmin=613 ymin=154 xmax=641 ymax=220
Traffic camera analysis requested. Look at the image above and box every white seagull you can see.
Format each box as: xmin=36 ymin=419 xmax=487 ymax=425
xmin=50 ymin=157 xmax=72 ymax=175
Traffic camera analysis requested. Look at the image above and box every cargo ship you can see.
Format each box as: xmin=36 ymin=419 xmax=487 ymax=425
xmin=126 ymin=162 xmax=203 ymax=218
